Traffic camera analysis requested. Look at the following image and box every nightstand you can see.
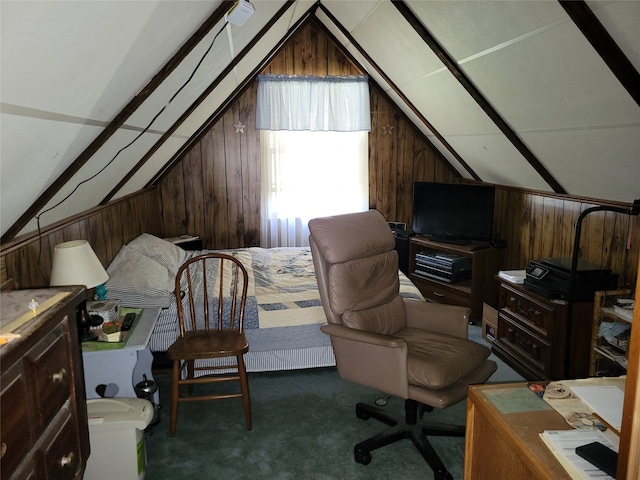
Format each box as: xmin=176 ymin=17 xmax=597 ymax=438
xmin=82 ymin=308 xmax=161 ymax=403
xmin=163 ymin=235 xmax=202 ymax=251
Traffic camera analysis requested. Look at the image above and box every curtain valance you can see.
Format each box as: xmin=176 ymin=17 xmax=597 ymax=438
xmin=256 ymin=74 xmax=371 ymax=132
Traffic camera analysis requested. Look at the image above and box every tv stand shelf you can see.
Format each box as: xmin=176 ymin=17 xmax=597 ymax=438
xmin=408 ymin=236 xmax=501 ymax=323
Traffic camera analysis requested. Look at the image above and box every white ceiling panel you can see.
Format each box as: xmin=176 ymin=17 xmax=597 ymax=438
xmin=351 ymin=1 xmax=444 ymax=86
xmin=401 ymin=72 xmax=499 ymax=136
xmin=522 ymin=125 xmax=640 ymax=203
xmin=410 ymin=0 xmax=568 ymax=62
xmin=0 ymin=116 xmax=102 ymax=234
xmin=447 ymin=133 xmax=551 ymax=192
xmin=460 ymin=21 xmax=639 ymax=131
xmin=1 ymin=1 xmax=220 ymax=119
xmin=322 ymin=0 xmax=381 ymax=32
xmin=21 ymin=129 xmax=163 ymax=235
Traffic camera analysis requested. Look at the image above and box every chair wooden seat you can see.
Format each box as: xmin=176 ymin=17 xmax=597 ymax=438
xmin=168 ymin=253 xmax=252 ymax=436
xmin=167 ymin=331 xmax=249 ymax=359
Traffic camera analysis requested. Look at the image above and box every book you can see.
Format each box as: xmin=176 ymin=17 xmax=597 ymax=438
xmin=540 ymin=429 xmax=618 ymax=479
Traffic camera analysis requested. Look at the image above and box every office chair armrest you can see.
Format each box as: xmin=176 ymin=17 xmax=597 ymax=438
xmin=321 ymin=323 xmax=407 ymax=348
xmin=321 ymin=323 xmax=409 ymax=397
xmin=403 ymin=299 xmax=470 ymax=339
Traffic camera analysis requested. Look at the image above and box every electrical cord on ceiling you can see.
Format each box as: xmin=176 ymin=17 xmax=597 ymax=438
xmin=35 ymin=19 xmax=229 ymax=278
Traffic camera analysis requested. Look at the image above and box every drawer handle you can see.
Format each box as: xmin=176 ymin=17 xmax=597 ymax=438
xmin=433 ymin=291 xmax=445 ymax=297
xmin=52 ymin=368 xmax=67 ymax=383
xmin=60 ymin=452 xmax=75 ymax=468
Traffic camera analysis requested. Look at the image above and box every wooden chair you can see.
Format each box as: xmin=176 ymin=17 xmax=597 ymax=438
xmin=167 ymin=253 xmax=251 ymax=437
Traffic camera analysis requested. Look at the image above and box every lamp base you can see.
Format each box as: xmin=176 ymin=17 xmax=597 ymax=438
xmin=81 ymin=329 xmax=98 ymax=342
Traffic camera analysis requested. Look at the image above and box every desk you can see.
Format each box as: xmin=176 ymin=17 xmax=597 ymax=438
xmin=464 ymin=382 xmax=574 ymax=479
xmin=82 ymin=308 xmax=160 ymax=403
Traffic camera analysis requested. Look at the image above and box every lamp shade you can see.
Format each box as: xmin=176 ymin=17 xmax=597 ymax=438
xmin=50 ymin=240 xmax=109 ymax=288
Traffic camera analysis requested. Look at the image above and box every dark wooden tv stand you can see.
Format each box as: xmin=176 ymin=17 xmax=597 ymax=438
xmin=408 ymin=236 xmax=501 ymax=323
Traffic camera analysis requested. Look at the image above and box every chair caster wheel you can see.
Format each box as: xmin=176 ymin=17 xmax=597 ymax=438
xmin=354 ymin=448 xmax=371 ymax=465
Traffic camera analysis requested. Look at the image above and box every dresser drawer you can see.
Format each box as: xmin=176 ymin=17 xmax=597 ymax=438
xmin=40 ymin=407 xmax=81 ymax=480
xmin=411 ymin=275 xmax=470 ymax=308
xmin=497 ymin=313 xmax=550 ymax=377
xmin=499 ymin=283 xmax=555 ymax=338
xmin=24 ymin=323 xmax=72 ymax=435
xmin=1 ymin=365 xmax=33 ymax=478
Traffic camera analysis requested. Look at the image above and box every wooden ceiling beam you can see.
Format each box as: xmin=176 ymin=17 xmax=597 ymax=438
xmin=559 ymin=0 xmax=640 ymax=107
xmin=392 ymin=0 xmax=566 ymax=195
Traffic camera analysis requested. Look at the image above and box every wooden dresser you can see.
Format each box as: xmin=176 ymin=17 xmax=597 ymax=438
xmin=492 ymin=278 xmax=593 ymax=380
xmin=1 ymin=287 xmax=90 ymax=480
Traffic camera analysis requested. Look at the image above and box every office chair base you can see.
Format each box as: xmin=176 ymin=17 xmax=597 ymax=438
xmin=354 ymin=399 xmax=463 ymax=480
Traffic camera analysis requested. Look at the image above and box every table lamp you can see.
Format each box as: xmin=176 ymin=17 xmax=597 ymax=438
xmin=50 ymin=240 xmax=109 ymax=341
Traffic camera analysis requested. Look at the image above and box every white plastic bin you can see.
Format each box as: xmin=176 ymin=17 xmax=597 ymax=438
xmin=84 ymin=397 xmax=154 ymax=480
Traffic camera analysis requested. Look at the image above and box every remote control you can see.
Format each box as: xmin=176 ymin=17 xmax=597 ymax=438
xmin=120 ymin=313 xmax=136 ymax=331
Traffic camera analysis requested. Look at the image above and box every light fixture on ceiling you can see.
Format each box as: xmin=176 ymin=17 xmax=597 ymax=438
xmin=226 ymin=0 xmax=254 ymax=26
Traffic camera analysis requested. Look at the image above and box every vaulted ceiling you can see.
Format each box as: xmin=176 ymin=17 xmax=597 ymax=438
xmin=1 ymin=0 xmax=638 ymax=242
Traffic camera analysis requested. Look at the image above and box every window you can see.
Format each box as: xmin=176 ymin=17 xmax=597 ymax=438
xmin=260 ymin=129 xmax=368 ymax=247
xmin=256 ymin=75 xmax=370 ymax=247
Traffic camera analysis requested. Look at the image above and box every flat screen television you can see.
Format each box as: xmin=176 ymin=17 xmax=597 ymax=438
xmin=412 ymin=182 xmax=495 ymax=245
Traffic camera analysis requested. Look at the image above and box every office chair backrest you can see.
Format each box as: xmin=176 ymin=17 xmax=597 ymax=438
xmin=309 ymin=210 xmax=406 ymax=335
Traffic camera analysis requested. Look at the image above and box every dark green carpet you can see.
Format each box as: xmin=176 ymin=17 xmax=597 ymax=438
xmin=144 ymin=328 xmax=523 ymax=479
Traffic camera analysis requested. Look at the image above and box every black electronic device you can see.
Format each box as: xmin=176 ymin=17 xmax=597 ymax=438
xmin=524 ymin=257 xmax=618 ymax=301
xmin=415 ymin=250 xmax=472 ymax=283
xmin=575 ymin=441 xmax=617 ymax=478
xmin=120 ymin=312 xmax=136 ymax=331
xmin=412 ymin=182 xmax=495 ymax=245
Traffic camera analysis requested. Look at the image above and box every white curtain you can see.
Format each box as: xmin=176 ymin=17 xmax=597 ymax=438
xmin=257 ymin=75 xmax=370 ymax=248
xmin=256 ymin=74 xmax=371 ymax=132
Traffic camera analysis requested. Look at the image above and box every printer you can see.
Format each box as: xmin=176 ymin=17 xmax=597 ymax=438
xmin=524 ymin=257 xmax=618 ymax=302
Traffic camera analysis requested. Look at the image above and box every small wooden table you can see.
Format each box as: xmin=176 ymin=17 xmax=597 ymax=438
xmin=464 ymin=382 xmax=574 ymax=479
xmin=82 ymin=308 xmax=161 ymax=402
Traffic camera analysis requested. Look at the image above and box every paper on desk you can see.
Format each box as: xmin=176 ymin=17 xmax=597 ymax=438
xmin=570 ymin=386 xmax=624 ymax=431
xmin=540 ymin=429 xmax=618 ymax=480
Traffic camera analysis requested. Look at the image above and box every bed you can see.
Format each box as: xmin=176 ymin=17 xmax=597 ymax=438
xmin=104 ymin=234 xmax=424 ymax=373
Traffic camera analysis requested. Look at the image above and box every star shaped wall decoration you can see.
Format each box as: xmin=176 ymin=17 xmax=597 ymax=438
xmin=233 ymin=121 xmax=246 ymax=134
xmin=382 ymin=123 xmax=395 ymax=135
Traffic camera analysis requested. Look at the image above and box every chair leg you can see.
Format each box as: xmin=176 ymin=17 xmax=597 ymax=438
xmin=186 ymin=359 xmax=194 ymax=395
xmin=169 ymin=358 xmax=180 ymax=437
xmin=237 ymin=355 xmax=252 ymax=431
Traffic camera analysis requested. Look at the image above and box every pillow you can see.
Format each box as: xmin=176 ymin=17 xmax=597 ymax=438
xmin=105 ymin=245 xmax=176 ymax=308
xmin=126 ymin=233 xmax=189 ymax=276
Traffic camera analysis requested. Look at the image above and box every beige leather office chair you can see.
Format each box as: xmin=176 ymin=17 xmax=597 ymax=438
xmin=309 ymin=210 xmax=497 ymax=480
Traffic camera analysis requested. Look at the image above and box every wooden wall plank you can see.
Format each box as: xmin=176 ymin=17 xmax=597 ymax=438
xmin=1 ymin=189 xmax=161 ymax=289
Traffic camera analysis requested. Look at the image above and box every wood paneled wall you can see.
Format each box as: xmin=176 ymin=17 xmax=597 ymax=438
xmin=495 ymin=188 xmax=640 ymax=290
xmin=158 ymin=20 xmax=459 ymax=250
xmin=1 ymin=189 xmax=162 ymax=289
